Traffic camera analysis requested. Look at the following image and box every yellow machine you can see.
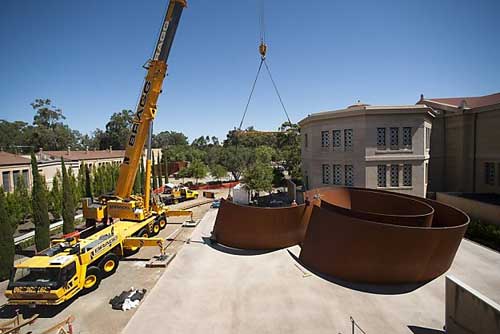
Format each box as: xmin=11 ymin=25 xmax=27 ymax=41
xmin=5 ymin=0 xmax=188 ymax=307
xmin=163 ymin=186 xmax=199 ymax=204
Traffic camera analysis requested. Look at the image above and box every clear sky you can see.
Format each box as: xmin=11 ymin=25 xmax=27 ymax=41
xmin=1 ymin=0 xmax=499 ymax=142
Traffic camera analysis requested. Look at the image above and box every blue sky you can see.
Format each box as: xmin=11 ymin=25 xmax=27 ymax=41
xmin=1 ymin=0 xmax=499 ymax=142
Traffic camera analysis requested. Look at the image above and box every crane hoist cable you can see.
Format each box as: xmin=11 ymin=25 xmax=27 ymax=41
xmin=237 ymin=0 xmax=291 ymax=131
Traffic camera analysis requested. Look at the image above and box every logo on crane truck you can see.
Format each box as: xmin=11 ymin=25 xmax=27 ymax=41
xmin=153 ymin=14 xmax=170 ymax=61
xmin=127 ymin=81 xmax=152 ymax=149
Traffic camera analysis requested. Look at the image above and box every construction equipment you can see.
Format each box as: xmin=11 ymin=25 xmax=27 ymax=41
xmin=5 ymin=0 xmax=188 ymax=307
xmin=162 ymin=186 xmax=198 ymax=205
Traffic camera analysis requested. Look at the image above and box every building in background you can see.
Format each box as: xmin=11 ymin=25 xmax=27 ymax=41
xmin=0 ymin=151 xmax=31 ymax=192
xmin=418 ymin=92 xmax=500 ymax=194
xmin=299 ymin=102 xmax=435 ymax=197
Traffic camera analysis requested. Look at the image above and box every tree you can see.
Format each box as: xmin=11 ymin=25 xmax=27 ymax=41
xmin=220 ymin=146 xmax=254 ymax=181
xmin=0 ymin=188 xmax=15 ymax=280
xmin=84 ymin=164 xmax=93 ymax=198
xmin=61 ymin=159 xmax=75 ymax=234
xmin=244 ymin=162 xmax=273 ymax=193
xmin=152 ymin=130 xmax=188 ymax=147
xmin=13 ymin=175 xmax=31 ymax=222
xmin=156 ymin=153 xmax=163 ymax=188
xmin=49 ymin=172 xmax=62 ymax=220
xmin=210 ymin=164 xmax=227 ymax=182
xmin=31 ymin=153 xmax=50 ymax=252
xmin=96 ymin=110 xmax=134 ymax=150
xmin=276 ymin=122 xmax=301 ymax=179
xmin=243 ymin=146 xmax=274 ymax=193
xmin=152 ymin=152 xmax=158 ymax=190
xmin=189 ymin=160 xmax=208 ymax=184
xmin=177 ymin=167 xmax=189 ymax=183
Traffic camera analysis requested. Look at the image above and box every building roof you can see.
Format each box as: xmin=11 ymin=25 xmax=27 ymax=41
xmin=0 ymin=151 xmax=31 ymax=167
xmin=43 ymin=150 xmax=125 ymax=161
xmin=299 ymin=104 xmax=433 ymax=126
xmin=420 ymin=92 xmax=500 ymax=109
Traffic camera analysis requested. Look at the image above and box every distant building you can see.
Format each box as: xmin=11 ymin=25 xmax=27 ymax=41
xmin=299 ymin=102 xmax=435 ymax=197
xmin=0 ymin=151 xmax=31 ymax=192
xmin=418 ymin=92 xmax=500 ymax=194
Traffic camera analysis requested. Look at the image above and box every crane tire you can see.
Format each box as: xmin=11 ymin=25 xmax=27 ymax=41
xmin=99 ymin=253 xmax=119 ymax=277
xmin=158 ymin=217 xmax=167 ymax=230
xmin=83 ymin=267 xmax=101 ymax=292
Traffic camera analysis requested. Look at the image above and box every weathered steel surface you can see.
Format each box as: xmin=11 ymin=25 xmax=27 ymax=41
xmin=212 ymin=187 xmax=469 ymax=283
xmin=212 ymin=199 xmax=312 ymax=250
xmin=299 ymin=187 xmax=469 ymax=284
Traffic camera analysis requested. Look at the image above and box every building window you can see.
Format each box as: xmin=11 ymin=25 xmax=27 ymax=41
xmin=425 ymin=127 xmax=431 ymax=150
xmin=377 ymin=165 xmax=386 ymax=187
xmin=390 ymin=127 xmax=399 ymax=148
xmin=333 ymin=130 xmax=341 ymax=150
xmin=22 ymin=170 xmax=29 ymax=186
xmin=2 ymin=171 xmax=11 ymax=192
xmin=390 ymin=164 xmax=399 ymax=187
xmin=403 ymin=127 xmax=412 ymax=147
xmin=304 ymin=133 xmax=308 ymax=148
xmin=403 ymin=164 xmax=412 ymax=186
xmin=485 ymin=163 xmax=495 ymax=185
xmin=322 ymin=164 xmax=331 ymax=184
xmin=321 ymin=131 xmax=329 ymax=148
xmin=377 ymin=128 xmax=386 ymax=147
xmin=344 ymin=129 xmax=353 ymax=151
xmin=12 ymin=170 xmax=20 ymax=189
xmin=345 ymin=165 xmax=354 ymax=186
xmin=333 ymin=164 xmax=342 ymax=185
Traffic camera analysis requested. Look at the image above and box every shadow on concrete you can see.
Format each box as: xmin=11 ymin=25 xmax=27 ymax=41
xmin=408 ymin=325 xmax=445 ymax=334
xmin=286 ymin=250 xmax=429 ymax=295
xmin=0 ymin=298 xmax=74 ymax=319
xmin=201 ymin=237 xmax=278 ymax=256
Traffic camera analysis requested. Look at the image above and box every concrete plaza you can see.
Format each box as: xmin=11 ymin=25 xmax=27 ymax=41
xmin=122 ymin=209 xmax=500 ymax=334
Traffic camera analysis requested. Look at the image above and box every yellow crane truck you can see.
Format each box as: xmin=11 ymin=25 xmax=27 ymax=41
xmin=5 ymin=0 xmax=188 ymax=307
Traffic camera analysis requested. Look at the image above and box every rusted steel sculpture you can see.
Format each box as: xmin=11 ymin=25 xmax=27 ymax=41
xmin=299 ymin=187 xmax=469 ymax=284
xmin=212 ymin=187 xmax=469 ymax=284
xmin=212 ymin=199 xmax=312 ymax=250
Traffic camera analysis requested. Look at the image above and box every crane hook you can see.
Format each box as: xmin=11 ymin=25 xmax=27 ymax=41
xmin=259 ymin=41 xmax=267 ymax=59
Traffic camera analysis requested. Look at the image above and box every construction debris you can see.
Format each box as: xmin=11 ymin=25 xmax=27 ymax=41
xmin=110 ymin=288 xmax=147 ymax=311
xmin=146 ymin=252 xmax=177 ymax=268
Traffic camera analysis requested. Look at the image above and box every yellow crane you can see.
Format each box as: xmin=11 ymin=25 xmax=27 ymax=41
xmin=5 ymin=0 xmax=189 ymax=307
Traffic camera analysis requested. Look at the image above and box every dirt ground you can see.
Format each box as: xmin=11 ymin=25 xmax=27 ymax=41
xmin=0 ymin=195 xmax=220 ymax=334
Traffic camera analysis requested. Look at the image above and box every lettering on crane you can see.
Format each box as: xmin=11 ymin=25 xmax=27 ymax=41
xmin=154 ymin=16 xmax=170 ymax=60
xmin=127 ymin=81 xmax=152 ymax=149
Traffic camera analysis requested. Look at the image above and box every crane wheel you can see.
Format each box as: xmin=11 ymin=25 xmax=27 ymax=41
xmin=158 ymin=217 xmax=167 ymax=230
xmin=99 ymin=253 xmax=119 ymax=277
xmin=83 ymin=267 xmax=101 ymax=292
xmin=137 ymin=228 xmax=149 ymax=239
xmin=152 ymin=222 xmax=161 ymax=236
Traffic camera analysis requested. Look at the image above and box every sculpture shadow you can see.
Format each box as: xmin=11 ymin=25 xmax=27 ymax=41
xmin=408 ymin=325 xmax=445 ymax=334
xmin=201 ymin=237 xmax=278 ymax=256
xmin=287 ymin=250 xmax=429 ymax=295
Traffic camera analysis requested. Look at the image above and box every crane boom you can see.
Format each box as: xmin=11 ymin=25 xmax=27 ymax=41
xmin=115 ymin=0 xmax=186 ymax=199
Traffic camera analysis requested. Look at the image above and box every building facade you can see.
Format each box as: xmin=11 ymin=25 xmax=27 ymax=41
xmin=418 ymin=92 xmax=500 ymax=194
xmin=0 ymin=151 xmax=32 ymax=192
xmin=299 ymin=103 xmax=435 ymax=197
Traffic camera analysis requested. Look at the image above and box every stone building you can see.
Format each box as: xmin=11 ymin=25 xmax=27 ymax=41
xmin=299 ymin=103 xmax=435 ymax=197
xmin=418 ymin=92 xmax=500 ymax=194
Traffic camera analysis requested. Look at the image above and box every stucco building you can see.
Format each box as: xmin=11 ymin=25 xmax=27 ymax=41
xmin=0 ymin=151 xmax=31 ymax=192
xmin=299 ymin=103 xmax=435 ymax=197
xmin=418 ymin=92 xmax=500 ymax=194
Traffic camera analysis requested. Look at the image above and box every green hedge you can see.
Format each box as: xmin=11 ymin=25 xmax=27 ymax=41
xmin=465 ymin=220 xmax=500 ymax=252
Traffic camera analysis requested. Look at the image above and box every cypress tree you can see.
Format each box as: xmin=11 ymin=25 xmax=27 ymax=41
xmin=31 ymin=153 xmax=50 ymax=252
xmin=61 ymin=158 xmax=75 ymax=234
xmin=152 ymin=153 xmax=158 ymax=190
xmin=140 ymin=157 xmax=145 ymax=195
xmin=0 ymin=188 xmax=15 ymax=280
xmin=50 ymin=172 xmax=62 ymax=220
xmin=163 ymin=151 xmax=169 ymax=183
xmin=157 ymin=153 xmax=163 ymax=188
xmin=85 ymin=164 xmax=93 ymax=198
